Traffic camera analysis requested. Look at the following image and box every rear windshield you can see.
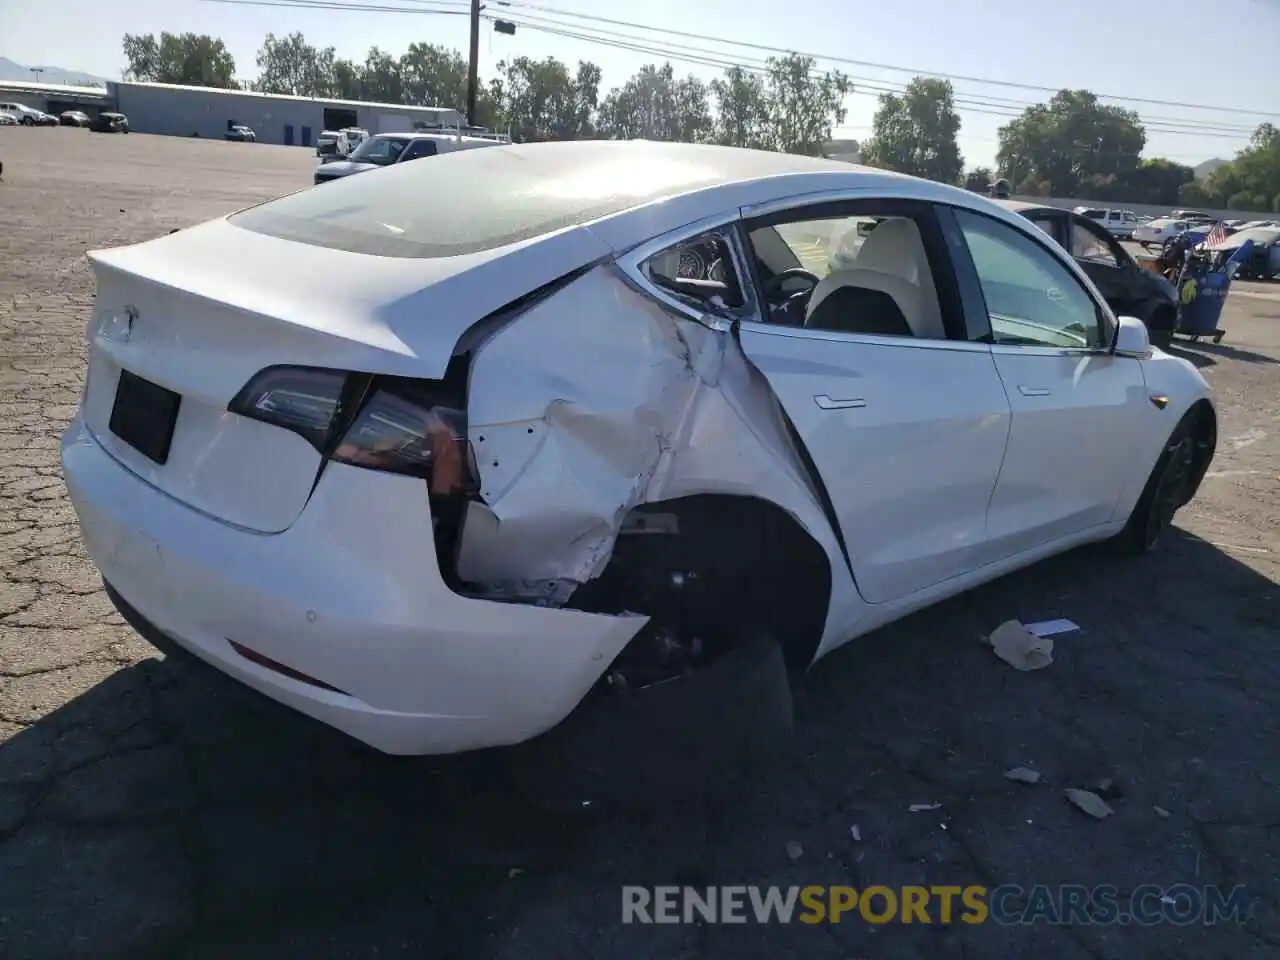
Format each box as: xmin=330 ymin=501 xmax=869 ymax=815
xmin=230 ymin=142 xmax=730 ymax=258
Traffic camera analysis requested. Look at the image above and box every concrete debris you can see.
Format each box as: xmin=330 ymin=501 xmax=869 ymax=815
xmin=786 ymin=841 xmax=804 ymax=862
xmin=909 ymin=802 xmax=942 ymax=813
xmin=1153 ymin=806 xmax=1171 ymax=819
xmin=1004 ymin=766 xmax=1043 ymax=784
xmin=850 ymin=824 xmax=862 ymax=842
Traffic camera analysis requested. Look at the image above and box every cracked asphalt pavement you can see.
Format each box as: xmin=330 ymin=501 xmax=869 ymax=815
xmin=1 ymin=129 xmax=1277 ymax=959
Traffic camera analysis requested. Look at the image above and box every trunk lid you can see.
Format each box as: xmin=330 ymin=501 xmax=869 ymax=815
xmin=83 ymin=216 xmax=609 ymax=533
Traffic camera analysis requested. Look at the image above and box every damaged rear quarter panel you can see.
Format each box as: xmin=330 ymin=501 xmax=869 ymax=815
xmin=462 ymin=263 xmax=862 ymax=656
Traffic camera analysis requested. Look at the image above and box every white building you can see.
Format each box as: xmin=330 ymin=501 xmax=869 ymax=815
xmin=107 ymin=81 xmax=465 ymax=147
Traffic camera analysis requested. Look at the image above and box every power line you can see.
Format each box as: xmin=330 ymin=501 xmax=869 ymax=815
xmin=363 ymin=0 xmax=1263 ymax=135
xmin=487 ymin=0 xmax=1280 ymax=120
xmin=196 ymin=0 xmax=1264 ymax=145
xmin=489 ymin=12 xmax=1261 ymax=140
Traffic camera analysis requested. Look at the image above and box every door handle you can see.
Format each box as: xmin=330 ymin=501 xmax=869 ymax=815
xmin=813 ymin=394 xmax=866 ymax=410
xmin=1017 ymin=385 xmax=1051 ymax=397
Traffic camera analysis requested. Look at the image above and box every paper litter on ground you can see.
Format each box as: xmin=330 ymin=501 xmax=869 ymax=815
xmin=987 ymin=620 xmax=1055 ymax=671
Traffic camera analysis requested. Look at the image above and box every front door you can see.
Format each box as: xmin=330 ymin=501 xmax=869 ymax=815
xmin=951 ymin=207 xmax=1148 ymax=558
xmin=734 ymin=199 xmax=1013 ymax=603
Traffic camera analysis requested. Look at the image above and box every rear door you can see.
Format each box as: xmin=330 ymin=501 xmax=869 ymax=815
xmin=949 ymin=206 xmax=1149 ymax=557
xmin=729 ymin=196 xmax=1013 ymax=604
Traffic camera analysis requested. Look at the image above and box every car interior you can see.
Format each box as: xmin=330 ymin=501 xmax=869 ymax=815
xmin=642 ymin=207 xmax=1104 ymax=351
xmin=644 ymin=215 xmax=948 ymax=340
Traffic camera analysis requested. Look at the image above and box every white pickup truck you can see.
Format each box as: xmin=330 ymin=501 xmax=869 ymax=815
xmin=1074 ymin=207 xmax=1140 ymax=240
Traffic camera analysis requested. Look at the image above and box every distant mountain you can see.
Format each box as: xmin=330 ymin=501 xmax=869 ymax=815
xmin=1194 ymin=158 xmax=1227 ymax=180
xmin=0 ymin=57 xmax=108 ymax=87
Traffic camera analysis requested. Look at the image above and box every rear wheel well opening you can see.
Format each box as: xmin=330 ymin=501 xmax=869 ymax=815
xmin=568 ymin=494 xmax=832 ymax=683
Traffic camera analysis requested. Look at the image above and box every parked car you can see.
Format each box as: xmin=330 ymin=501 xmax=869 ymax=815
xmin=32 ymin=111 xmax=59 ymax=126
xmin=89 ymin=112 xmax=130 ymax=133
xmin=1171 ymin=209 xmax=1210 ymax=221
xmin=1001 ymin=202 xmax=1179 ymax=346
xmin=315 ymin=129 xmax=350 ymax=162
xmin=61 ymin=142 xmax=1216 ymax=792
xmin=1134 ymin=217 xmax=1192 ymax=249
xmin=1073 ymin=207 xmax=1140 ymax=240
xmin=0 ymin=112 xmax=16 ymax=126
xmin=225 ymin=124 xmax=257 ymax=142
xmin=0 ymin=102 xmax=47 ymax=125
xmin=313 ymin=131 xmax=501 ymax=184
xmin=1205 ymin=226 xmax=1280 ymax=280
xmin=59 ymin=110 xmax=91 ymax=127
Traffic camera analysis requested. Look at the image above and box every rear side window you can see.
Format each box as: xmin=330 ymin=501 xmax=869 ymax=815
xmin=400 ymin=139 xmax=438 ymax=161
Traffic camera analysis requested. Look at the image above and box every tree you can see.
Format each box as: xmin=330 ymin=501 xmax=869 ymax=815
xmin=996 ymin=90 xmax=1145 ymax=196
xmin=122 ymin=32 xmax=237 ymax=88
xmin=710 ymin=66 xmax=770 ymax=148
xmin=1195 ymin=122 xmax=1280 ymax=212
xmin=361 ymin=47 xmax=403 ymax=103
xmin=399 ymin=43 xmax=467 ymax=109
xmin=761 ymin=54 xmax=851 ymax=156
xmin=964 ymin=167 xmax=993 ymax=192
xmin=860 ymin=77 xmax=963 ymax=182
xmin=494 ymin=56 xmax=600 ymax=141
xmin=254 ymin=32 xmax=333 ymax=97
xmin=597 ymin=63 xmax=712 ymax=143
xmin=331 ymin=59 xmax=363 ymax=100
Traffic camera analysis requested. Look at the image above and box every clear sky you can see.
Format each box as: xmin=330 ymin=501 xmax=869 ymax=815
xmin=4 ymin=0 xmax=1279 ymax=168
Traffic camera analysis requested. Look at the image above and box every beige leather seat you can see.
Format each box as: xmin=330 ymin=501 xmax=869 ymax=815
xmin=806 ymin=218 xmax=946 ymax=339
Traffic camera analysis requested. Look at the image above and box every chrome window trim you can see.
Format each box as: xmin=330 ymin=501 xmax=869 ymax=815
xmin=736 ymin=319 xmax=994 ymax=353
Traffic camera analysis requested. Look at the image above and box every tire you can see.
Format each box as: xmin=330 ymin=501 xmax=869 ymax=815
xmin=21 ymin=116 xmax=34 ymax=126
xmin=508 ymin=629 xmax=793 ymax=811
xmin=1120 ymin=415 xmax=1199 ymax=553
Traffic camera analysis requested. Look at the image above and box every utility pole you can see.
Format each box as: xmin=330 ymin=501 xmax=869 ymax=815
xmin=466 ymin=0 xmax=481 ymax=126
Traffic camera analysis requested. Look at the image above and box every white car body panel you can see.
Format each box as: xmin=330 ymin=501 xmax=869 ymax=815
xmin=734 ymin=327 xmax=1011 ymax=603
xmin=62 ymin=419 xmax=647 ymax=754
xmin=461 ymin=264 xmax=864 ymax=647
xmin=60 ymin=142 xmax=1217 ymax=755
xmin=982 ymin=346 xmax=1149 ymax=555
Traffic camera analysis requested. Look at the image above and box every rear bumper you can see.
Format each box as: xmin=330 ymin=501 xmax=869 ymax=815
xmin=60 ymin=415 xmax=646 ymax=755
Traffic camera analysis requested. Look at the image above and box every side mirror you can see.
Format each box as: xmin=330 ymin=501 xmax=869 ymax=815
xmin=1113 ymin=315 xmax=1152 ymax=358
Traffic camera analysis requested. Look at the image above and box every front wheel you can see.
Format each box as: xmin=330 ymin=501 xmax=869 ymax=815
xmin=1120 ymin=417 xmax=1198 ymax=553
xmin=21 ymin=116 xmax=34 ymax=126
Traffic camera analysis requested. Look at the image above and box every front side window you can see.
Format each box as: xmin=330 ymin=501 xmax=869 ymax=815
xmin=743 ymin=208 xmax=951 ymax=340
xmin=955 ymin=209 xmax=1105 ymax=350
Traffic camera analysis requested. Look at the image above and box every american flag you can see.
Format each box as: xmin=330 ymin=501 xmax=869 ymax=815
xmin=1205 ymin=221 xmax=1229 ymax=247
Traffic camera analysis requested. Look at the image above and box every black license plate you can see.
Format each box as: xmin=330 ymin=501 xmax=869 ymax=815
xmin=109 ymin=370 xmax=182 ymax=465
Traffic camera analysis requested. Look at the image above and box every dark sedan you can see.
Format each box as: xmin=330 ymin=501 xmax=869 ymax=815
xmin=89 ymin=112 xmax=130 ymax=134
xmin=998 ymin=200 xmax=1179 ymax=347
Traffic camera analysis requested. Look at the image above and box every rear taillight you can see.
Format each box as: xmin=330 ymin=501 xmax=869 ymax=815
xmin=228 ymin=365 xmax=475 ymax=492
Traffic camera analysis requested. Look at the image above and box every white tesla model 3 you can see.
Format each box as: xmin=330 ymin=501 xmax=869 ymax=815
xmin=61 ymin=140 xmax=1216 ymax=769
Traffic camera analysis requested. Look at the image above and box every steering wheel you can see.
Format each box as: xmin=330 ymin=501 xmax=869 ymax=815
xmin=763 ymin=267 xmax=822 ymax=301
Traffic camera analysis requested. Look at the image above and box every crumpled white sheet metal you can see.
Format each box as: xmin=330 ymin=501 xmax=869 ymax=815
xmin=461 ymin=264 xmax=849 ymax=618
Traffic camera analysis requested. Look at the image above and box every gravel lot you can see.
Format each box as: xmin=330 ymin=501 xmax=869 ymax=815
xmin=1 ymin=129 xmax=1277 ymax=960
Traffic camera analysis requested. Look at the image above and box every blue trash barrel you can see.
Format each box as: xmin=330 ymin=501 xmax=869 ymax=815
xmin=1176 ymin=266 xmax=1230 ymax=336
